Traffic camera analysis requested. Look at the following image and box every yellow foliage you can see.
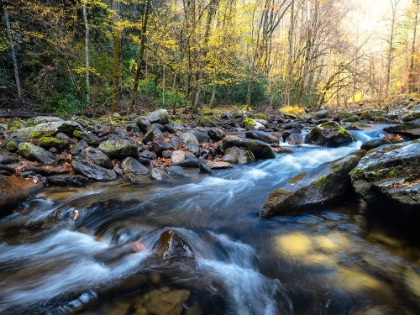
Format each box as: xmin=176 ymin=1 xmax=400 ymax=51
xmin=280 ymin=105 xmax=306 ymax=116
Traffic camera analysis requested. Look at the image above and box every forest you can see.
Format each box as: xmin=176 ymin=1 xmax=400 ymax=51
xmin=1 ymin=0 xmax=420 ymax=116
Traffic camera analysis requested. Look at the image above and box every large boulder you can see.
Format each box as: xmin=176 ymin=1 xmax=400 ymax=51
xmin=72 ymin=160 xmax=117 ymax=181
xmin=245 ymin=130 xmax=280 ymax=144
xmin=261 ymin=151 xmax=363 ymax=218
xmin=147 ymin=109 xmax=169 ymax=125
xmin=5 ymin=121 xmax=83 ymax=139
xmin=121 ymin=157 xmax=149 ymax=175
xmin=143 ymin=124 xmax=165 ymax=143
xmin=305 ymin=121 xmax=355 ymax=147
xmin=18 ymin=142 xmax=55 ymax=165
xmin=180 ymin=132 xmax=200 ymax=154
xmin=222 ymin=135 xmax=275 ymax=159
xmin=81 ymin=147 xmax=113 ymax=169
xmin=0 ymin=175 xmax=43 ymax=217
xmin=383 ymin=121 xmax=420 ymax=139
xmin=98 ymin=137 xmax=139 ymax=159
xmin=350 ymin=140 xmax=420 ymax=216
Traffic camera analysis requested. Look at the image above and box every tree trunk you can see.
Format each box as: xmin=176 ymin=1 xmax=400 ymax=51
xmin=4 ymin=7 xmax=22 ymax=103
xmin=409 ymin=0 xmax=419 ymax=93
xmin=111 ymin=0 xmax=121 ymax=113
xmin=82 ymin=0 xmax=90 ymax=105
xmin=209 ymin=84 xmax=217 ymax=108
xmin=172 ymin=72 xmax=179 ymax=115
xmin=129 ymin=0 xmax=150 ymax=113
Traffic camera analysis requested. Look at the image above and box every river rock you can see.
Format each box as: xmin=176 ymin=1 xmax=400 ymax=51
xmin=261 ymin=151 xmax=363 ymax=217
xmin=207 ymin=161 xmax=233 ymax=169
xmin=72 ymin=160 xmax=117 ymax=181
xmin=0 ymin=175 xmax=43 ymax=217
xmin=243 ymin=117 xmax=265 ymax=130
xmin=199 ymin=116 xmax=218 ymax=127
xmin=147 ymin=109 xmax=169 ymax=125
xmin=305 ymin=121 xmax=355 ymax=147
xmin=18 ymin=142 xmax=55 ymax=165
xmin=152 ymin=140 xmax=174 ymax=157
xmin=73 ymin=130 xmax=100 ymax=146
xmin=222 ymin=146 xmax=255 ymax=164
xmin=70 ymin=139 xmax=88 ymax=156
xmin=81 ymin=147 xmax=113 ymax=169
xmin=245 ymin=130 xmax=280 ymax=144
xmin=121 ymin=157 xmax=149 ymax=175
xmin=0 ymin=154 xmax=19 ymax=164
xmin=401 ymin=111 xmax=420 ymax=122
xmin=29 ymin=116 xmax=64 ymax=125
xmin=282 ymin=130 xmax=303 ymax=146
xmin=38 ymin=137 xmax=67 ymax=150
xmin=361 ymin=138 xmax=392 ymax=151
xmin=193 ymin=131 xmax=210 ymax=143
xmin=151 ymin=168 xmax=171 ymax=180
xmin=136 ymin=116 xmax=152 ymax=133
xmin=154 ymin=230 xmax=194 ymax=261
xmin=383 ymin=121 xmax=420 ymax=139
xmin=143 ymin=124 xmax=165 ymax=143
xmin=180 ymin=132 xmax=200 ymax=154
xmin=145 ymin=289 xmax=190 ymax=315
xmin=208 ymin=127 xmax=226 ymax=141
xmin=5 ymin=121 xmax=83 ymax=139
xmin=47 ymin=175 xmax=89 ymax=186
xmin=350 ymin=140 xmax=420 ymax=216
xmin=98 ymin=137 xmax=139 ymax=159
xmin=222 ymin=135 xmax=276 ymax=159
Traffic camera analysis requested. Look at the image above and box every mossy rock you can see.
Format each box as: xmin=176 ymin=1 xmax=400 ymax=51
xmin=253 ymin=113 xmax=268 ymax=120
xmin=38 ymin=137 xmax=66 ymax=149
xmin=305 ymin=121 xmax=355 ymax=147
xmin=243 ymin=117 xmax=256 ymax=129
xmin=199 ymin=116 xmax=218 ymax=127
xmin=261 ymin=152 xmax=362 ymax=217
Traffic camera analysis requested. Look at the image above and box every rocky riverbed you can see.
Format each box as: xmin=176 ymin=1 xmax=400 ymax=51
xmin=1 ymin=102 xmax=419 ymax=221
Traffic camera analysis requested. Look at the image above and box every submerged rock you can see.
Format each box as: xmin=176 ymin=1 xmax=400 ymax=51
xmin=0 ymin=175 xmax=43 ymax=217
xmin=261 ymin=152 xmax=363 ymax=217
xmin=153 ymin=230 xmax=194 ymax=261
xmin=350 ymin=140 xmax=420 ymax=217
xmin=305 ymin=121 xmax=355 ymax=147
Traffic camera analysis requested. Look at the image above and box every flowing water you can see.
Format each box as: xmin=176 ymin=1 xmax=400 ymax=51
xmin=0 ymin=127 xmax=419 ymax=315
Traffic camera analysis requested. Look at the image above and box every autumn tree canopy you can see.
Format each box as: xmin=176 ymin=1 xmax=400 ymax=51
xmin=1 ymin=0 xmax=419 ymax=115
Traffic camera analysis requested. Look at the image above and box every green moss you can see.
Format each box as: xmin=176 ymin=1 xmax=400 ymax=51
xmin=199 ymin=117 xmax=217 ymax=127
xmin=244 ymin=117 xmax=256 ymax=128
xmin=288 ymin=172 xmax=307 ymax=184
xmin=245 ymin=150 xmax=255 ymax=163
xmin=19 ymin=143 xmax=31 ymax=154
xmin=6 ymin=141 xmax=18 ymax=151
xmin=39 ymin=137 xmax=64 ymax=148
xmin=314 ymin=175 xmax=329 ymax=190
xmin=319 ymin=121 xmax=347 ymax=135
xmin=73 ymin=130 xmax=84 ymax=138
xmin=388 ymin=169 xmax=397 ymax=178
xmin=253 ymin=113 xmax=267 ymax=120
xmin=296 ymin=189 xmax=306 ymax=197
xmin=30 ymin=131 xmax=53 ymax=139
xmin=272 ymin=188 xmax=293 ymax=197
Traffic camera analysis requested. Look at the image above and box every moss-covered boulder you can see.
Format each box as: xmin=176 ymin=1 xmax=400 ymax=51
xmin=147 ymin=108 xmax=169 ymax=125
xmin=243 ymin=117 xmax=265 ymax=130
xmin=38 ymin=137 xmax=67 ymax=150
xmin=261 ymin=151 xmax=363 ymax=217
xmin=383 ymin=121 xmax=420 ymax=139
xmin=18 ymin=142 xmax=55 ymax=165
xmin=401 ymin=111 xmax=420 ymax=122
xmin=199 ymin=116 xmax=218 ymax=127
xmin=350 ymin=140 xmax=420 ymax=216
xmin=98 ymin=137 xmax=139 ymax=159
xmin=222 ymin=135 xmax=275 ymax=159
xmin=305 ymin=121 xmax=355 ymax=147
xmin=72 ymin=130 xmax=100 ymax=146
xmin=5 ymin=121 xmax=83 ymax=139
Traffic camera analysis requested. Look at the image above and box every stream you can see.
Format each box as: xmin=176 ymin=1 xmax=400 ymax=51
xmin=0 ymin=127 xmax=419 ymax=315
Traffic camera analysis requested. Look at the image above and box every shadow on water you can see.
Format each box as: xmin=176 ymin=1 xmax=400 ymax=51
xmin=0 ymin=126 xmax=419 ymax=315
